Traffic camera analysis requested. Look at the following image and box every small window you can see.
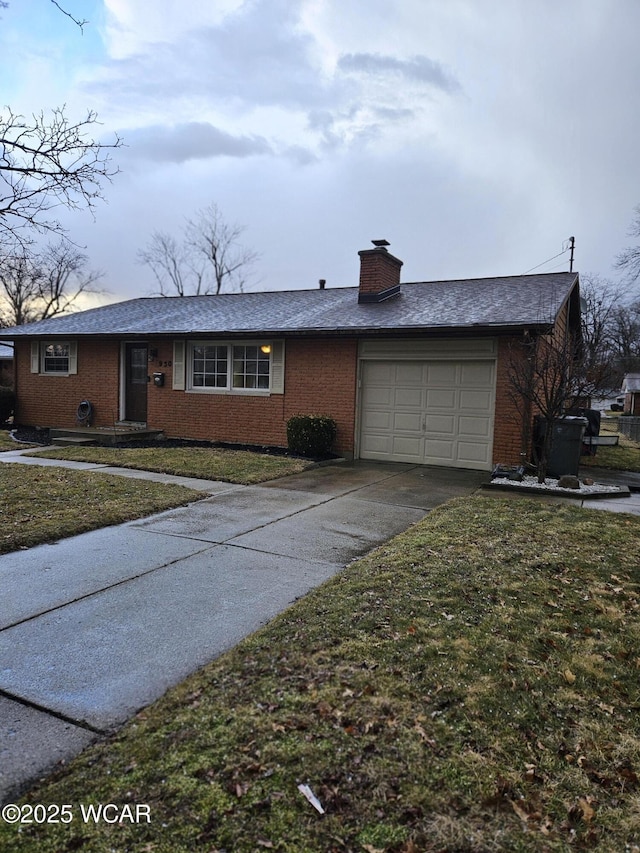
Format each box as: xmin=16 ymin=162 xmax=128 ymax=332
xmin=31 ymin=341 xmax=77 ymax=375
xmin=40 ymin=343 xmax=71 ymax=373
xmin=42 ymin=342 xmax=70 ymax=374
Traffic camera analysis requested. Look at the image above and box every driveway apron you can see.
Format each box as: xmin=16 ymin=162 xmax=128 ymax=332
xmin=0 ymin=459 xmax=486 ymax=802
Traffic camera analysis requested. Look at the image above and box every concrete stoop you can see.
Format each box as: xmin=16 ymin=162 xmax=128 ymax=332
xmin=50 ymin=427 xmax=164 ymax=447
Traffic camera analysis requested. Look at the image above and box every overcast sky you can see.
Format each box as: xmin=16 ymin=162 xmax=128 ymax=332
xmin=2 ymin=0 xmax=639 ymax=303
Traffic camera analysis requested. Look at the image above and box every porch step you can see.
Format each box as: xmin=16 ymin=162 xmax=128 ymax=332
xmin=52 ymin=436 xmax=98 ymax=447
xmin=49 ymin=428 xmax=165 ymax=447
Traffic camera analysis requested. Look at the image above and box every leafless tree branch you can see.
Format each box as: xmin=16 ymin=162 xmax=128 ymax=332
xmin=615 ymin=204 xmax=640 ymax=285
xmin=0 ymin=106 xmax=122 ymax=245
xmin=49 ymin=0 xmax=88 ymax=31
xmin=138 ymin=203 xmax=259 ymax=296
xmin=0 ymin=239 xmax=104 ymax=326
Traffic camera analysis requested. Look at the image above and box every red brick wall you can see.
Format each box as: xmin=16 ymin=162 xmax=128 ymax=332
xmin=15 ymin=333 xmax=535 ymax=466
xmin=14 ymin=339 xmax=121 ymax=428
xmin=492 ymin=336 xmax=529 ymax=465
xmin=625 ymin=392 xmax=640 ymax=415
xmin=148 ymin=337 xmax=357 ymax=453
xmin=14 ymin=337 xmax=358 ymax=455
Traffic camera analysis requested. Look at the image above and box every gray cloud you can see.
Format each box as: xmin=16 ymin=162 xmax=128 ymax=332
xmin=90 ymin=0 xmax=335 ymax=113
xmin=120 ymin=122 xmax=272 ymax=163
xmin=337 ymin=52 xmax=460 ymax=93
xmin=373 ymin=106 xmax=416 ymax=121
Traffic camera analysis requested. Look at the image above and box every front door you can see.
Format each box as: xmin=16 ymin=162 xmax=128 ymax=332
xmin=125 ymin=343 xmax=148 ymax=423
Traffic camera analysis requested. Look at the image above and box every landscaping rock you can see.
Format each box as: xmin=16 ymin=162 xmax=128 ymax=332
xmin=557 ymin=474 xmax=581 ymax=489
xmin=582 ymin=477 xmax=595 ymax=486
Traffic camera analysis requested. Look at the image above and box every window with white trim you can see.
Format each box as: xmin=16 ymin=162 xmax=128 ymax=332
xmin=31 ymin=341 xmax=78 ymax=375
xmin=192 ymin=344 xmax=228 ymax=388
xmin=232 ymin=344 xmax=271 ymax=389
xmin=187 ymin=341 xmax=278 ymax=393
xmin=43 ymin=342 xmax=70 ymax=373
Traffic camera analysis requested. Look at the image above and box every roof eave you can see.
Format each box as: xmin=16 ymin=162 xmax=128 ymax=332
xmin=4 ymin=321 xmax=556 ymax=339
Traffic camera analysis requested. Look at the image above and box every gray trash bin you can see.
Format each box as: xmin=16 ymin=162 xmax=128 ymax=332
xmin=546 ymin=416 xmax=587 ymax=478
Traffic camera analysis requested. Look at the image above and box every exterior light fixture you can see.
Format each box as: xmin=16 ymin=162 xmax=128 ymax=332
xmin=260 ymin=345 xmax=272 ymax=354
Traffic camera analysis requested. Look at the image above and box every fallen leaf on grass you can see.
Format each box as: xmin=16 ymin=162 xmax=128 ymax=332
xmin=509 ymin=798 xmax=537 ymax=824
xmin=414 ymin=723 xmax=437 ymax=748
xmin=568 ymin=797 xmax=596 ymax=825
xmin=563 ymin=669 xmax=576 ymax=684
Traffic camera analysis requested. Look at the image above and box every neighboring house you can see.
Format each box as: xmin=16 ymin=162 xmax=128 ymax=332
xmin=0 ymin=342 xmax=14 ymax=387
xmin=590 ymin=390 xmax=625 ymax=412
xmin=622 ymin=373 xmax=640 ymax=415
xmin=1 ymin=243 xmax=581 ymax=471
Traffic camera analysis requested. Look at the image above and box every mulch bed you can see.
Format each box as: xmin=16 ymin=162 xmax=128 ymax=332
xmin=10 ymin=426 xmax=339 ymax=462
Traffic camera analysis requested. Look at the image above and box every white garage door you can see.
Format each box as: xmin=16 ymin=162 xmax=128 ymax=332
xmin=360 ymin=359 xmax=496 ymax=470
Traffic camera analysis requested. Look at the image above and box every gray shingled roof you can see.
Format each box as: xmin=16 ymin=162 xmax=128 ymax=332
xmin=0 ymin=272 xmax=578 ymax=338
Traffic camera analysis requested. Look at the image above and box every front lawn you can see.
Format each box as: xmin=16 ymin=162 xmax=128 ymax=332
xmin=2 ymin=495 xmax=639 ymax=852
xmin=25 ymin=444 xmax=315 ymax=483
xmin=0 ymin=430 xmax=38 ymax=451
xmin=0 ymin=465 xmax=197 ymax=554
xmin=582 ymin=430 xmax=640 ymax=472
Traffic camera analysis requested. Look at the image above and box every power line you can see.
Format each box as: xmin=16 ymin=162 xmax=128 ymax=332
xmin=523 ymin=247 xmax=570 ymax=275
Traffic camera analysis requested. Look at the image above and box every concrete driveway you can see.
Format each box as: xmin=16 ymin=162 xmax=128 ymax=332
xmin=0 ymin=460 xmax=487 ymax=803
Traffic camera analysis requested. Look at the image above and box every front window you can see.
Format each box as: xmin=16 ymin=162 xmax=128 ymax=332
xmin=42 ymin=343 xmax=70 ymax=374
xmin=232 ymin=344 xmax=271 ymax=390
xmin=192 ymin=344 xmax=228 ymax=388
xmin=188 ymin=341 xmax=272 ymax=393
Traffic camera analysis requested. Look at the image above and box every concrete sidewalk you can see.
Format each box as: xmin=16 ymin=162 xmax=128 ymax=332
xmin=0 ymin=453 xmax=488 ymax=803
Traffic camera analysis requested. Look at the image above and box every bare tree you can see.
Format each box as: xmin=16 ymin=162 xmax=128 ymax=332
xmin=609 ymin=300 xmax=640 ymax=376
xmin=615 ymin=204 xmax=640 ymax=284
xmin=0 ymin=106 xmax=121 ymax=245
xmin=185 ymin=203 xmax=259 ymax=294
xmin=137 ymin=231 xmax=206 ymax=297
xmin=0 ymin=247 xmax=37 ymax=326
xmin=507 ymin=331 xmax=584 ymax=483
xmin=138 ymin=203 xmax=259 ymax=296
xmin=0 ymin=240 xmax=103 ymax=326
xmin=579 ymin=274 xmax=625 ymax=393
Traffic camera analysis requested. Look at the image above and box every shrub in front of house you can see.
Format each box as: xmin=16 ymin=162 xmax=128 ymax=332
xmin=0 ymin=386 xmax=16 ymax=424
xmin=286 ymin=414 xmax=337 ymax=458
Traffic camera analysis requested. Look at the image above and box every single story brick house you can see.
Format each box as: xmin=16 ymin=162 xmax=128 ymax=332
xmin=2 ymin=242 xmax=581 ymax=471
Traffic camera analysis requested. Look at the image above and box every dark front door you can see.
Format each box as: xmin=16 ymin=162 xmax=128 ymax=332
xmin=125 ymin=343 xmax=148 ymax=423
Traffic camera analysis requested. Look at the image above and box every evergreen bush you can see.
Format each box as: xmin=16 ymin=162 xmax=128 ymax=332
xmin=286 ymin=414 xmax=337 ymax=458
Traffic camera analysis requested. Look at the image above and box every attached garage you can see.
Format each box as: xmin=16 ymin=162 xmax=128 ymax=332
xmin=358 ymin=339 xmax=497 ymax=470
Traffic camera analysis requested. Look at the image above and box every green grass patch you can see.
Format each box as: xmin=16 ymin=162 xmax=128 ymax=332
xmin=0 ymin=430 xmax=38 ymax=451
xmin=0 ymin=465 xmax=197 ymax=554
xmin=25 ymin=445 xmax=315 ymax=483
xmin=582 ymin=430 xmax=640 ymax=472
xmin=2 ymin=495 xmax=640 ymax=851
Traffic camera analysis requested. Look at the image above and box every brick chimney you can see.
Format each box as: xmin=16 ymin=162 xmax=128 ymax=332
xmin=358 ymin=240 xmax=403 ymax=303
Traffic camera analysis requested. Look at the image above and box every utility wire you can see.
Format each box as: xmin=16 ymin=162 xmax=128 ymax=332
xmin=523 ymin=247 xmax=570 ymax=275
